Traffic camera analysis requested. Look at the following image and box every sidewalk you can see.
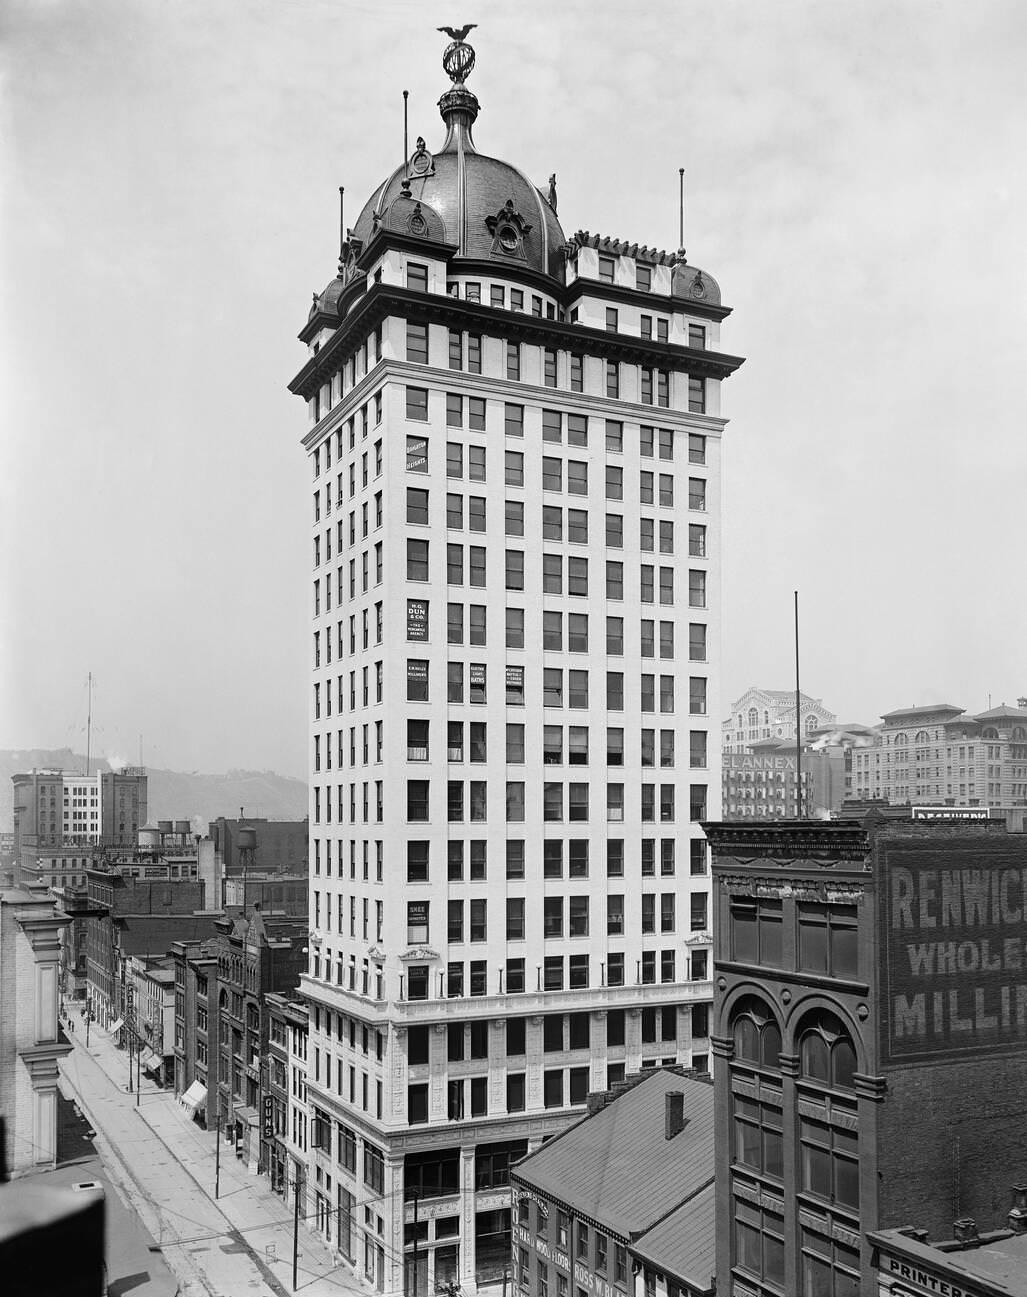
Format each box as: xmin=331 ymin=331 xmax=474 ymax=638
xmin=71 ymin=1011 xmax=374 ymax=1297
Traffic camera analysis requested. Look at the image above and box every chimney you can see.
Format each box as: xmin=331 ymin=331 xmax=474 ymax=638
xmin=953 ymin=1218 xmax=978 ymax=1244
xmin=1009 ymin=1185 xmax=1027 ymax=1234
xmin=665 ymin=1091 xmax=686 ymax=1140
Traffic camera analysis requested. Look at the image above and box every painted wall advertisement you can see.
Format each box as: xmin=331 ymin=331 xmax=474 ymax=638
xmin=882 ymin=841 xmax=1027 ymax=1063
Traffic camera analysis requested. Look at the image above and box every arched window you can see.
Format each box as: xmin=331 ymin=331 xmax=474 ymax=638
xmin=798 ymin=1010 xmax=857 ymax=1091
xmin=983 ymin=727 xmax=999 ymax=741
xmin=914 ymin=730 xmax=930 ymax=744
xmin=805 ymin=715 xmax=817 ymax=735
xmin=748 ymin=707 xmax=759 ymax=731
xmin=1012 ymin=727 xmax=1026 ymax=741
xmin=730 ymin=998 xmax=783 ymax=1187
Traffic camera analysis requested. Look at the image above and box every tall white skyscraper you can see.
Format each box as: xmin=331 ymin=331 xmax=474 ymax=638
xmin=290 ymin=31 xmax=743 ymax=1296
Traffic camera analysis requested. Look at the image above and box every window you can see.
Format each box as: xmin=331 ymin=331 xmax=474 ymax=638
xmin=605 ymin=360 xmax=619 ymax=399
xmin=407 ymin=263 xmax=428 ymax=292
xmin=543 ymin=409 xmax=562 ymax=443
xmin=407 ymin=781 xmax=429 ymax=822
xmin=506 ymin=550 xmax=525 ymax=591
xmin=688 ymin=324 xmax=706 ymax=349
xmin=567 ymin=461 xmax=588 ymax=495
xmin=407 ymin=719 xmax=429 ymax=761
xmin=407 ymin=487 xmax=429 ymax=526
xmin=689 ymin=677 xmax=707 ymax=715
xmin=467 ymin=334 xmax=482 ymax=375
xmin=606 ymin=562 xmax=623 ymax=600
xmin=659 ymin=474 xmax=674 ymax=507
xmin=798 ymin=904 xmax=859 ymax=979
xmin=543 ymin=554 xmax=563 ymax=594
xmin=568 ymin=556 xmax=588 ymax=596
xmin=598 ymin=253 xmax=615 ymax=283
xmin=542 ymin=457 xmax=562 ymax=492
xmin=406 ymin=539 xmax=429 ymax=582
xmin=406 ymin=659 xmax=429 ymax=701
xmin=689 ymin=623 xmax=707 ymax=661
xmin=607 ymin=672 xmax=624 ymax=710
xmin=689 ymin=570 xmax=706 ymax=608
xmin=605 ymin=308 xmax=618 ymax=333
xmin=506 ymin=501 xmax=524 ymax=536
xmin=544 ymin=348 xmax=558 ymax=387
xmin=406 ymin=387 xmax=428 ymax=421
xmin=689 ymin=477 xmax=706 ymax=510
xmin=506 ymin=342 xmax=521 ymax=381
xmin=406 ymin=436 xmax=428 ymax=473
xmin=688 ymin=375 xmax=706 ymax=413
xmin=570 ymin=354 xmax=583 ymax=391
xmin=506 ymin=611 xmax=525 ymax=649
xmin=505 ymin=451 xmax=524 ymax=487
xmin=407 ymin=842 xmax=429 ymax=882
xmin=505 ymin=403 xmax=523 ymax=437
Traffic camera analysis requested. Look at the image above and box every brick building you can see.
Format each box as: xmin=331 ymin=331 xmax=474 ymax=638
xmin=510 ymin=1068 xmax=715 ymax=1297
xmin=171 ymin=936 xmax=219 ymax=1122
xmin=704 ymin=814 xmax=1027 ymax=1297
xmin=208 ymin=817 xmax=308 ymax=876
xmin=210 ymin=908 xmax=307 ymax=1171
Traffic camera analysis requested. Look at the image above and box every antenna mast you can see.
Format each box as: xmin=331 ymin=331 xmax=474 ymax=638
xmin=403 ymin=90 xmax=409 ymax=169
xmin=678 ymin=168 xmax=685 ymax=249
xmin=794 ymin=593 xmax=802 ymax=817
xmin=86 ymin=672 xmax=93 ymax=776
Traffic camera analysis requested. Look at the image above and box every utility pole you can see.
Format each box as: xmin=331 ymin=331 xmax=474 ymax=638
xmin=794 ymin=590 xmax=802 ymax=818
xmin=136 ymin=1035 xmax=141 ymax=1106
xmin=85 ymin=1003 xmax=91 ymax=1048
xmin=215 ymin=1113 xmax=221 ymax=1199
xmin=293 ymin=1169 xmax=300 ymax=1291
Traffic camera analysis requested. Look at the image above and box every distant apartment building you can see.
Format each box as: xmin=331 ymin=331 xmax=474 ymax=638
xmin=721 ymin=689 xmax=874 ymax=819
xmin=11 ymin=766 xmax=147 ymax=887
xmin=850 ymin=700 xmax=1027 ymax=807
xmin=722 ymin=689 xmax=836 ymax=755
xmin=723 ymin=727 xmax=876 ymax=820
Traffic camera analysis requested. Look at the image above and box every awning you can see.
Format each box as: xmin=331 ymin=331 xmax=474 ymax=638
xmin=180 ymin=1080 xmax=207 ymax=1110
xmin=109 ymin=1018 xmax=124 ymax=1034
xmin=143 ymin=1053 xmax=163 ymax=1074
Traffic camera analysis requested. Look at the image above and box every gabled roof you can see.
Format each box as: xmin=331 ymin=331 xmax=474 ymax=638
xmin=511 ymin=1069 xmax=713 ymax=1241
xmin=630 ymin=1186 xmax=716 ymax=1294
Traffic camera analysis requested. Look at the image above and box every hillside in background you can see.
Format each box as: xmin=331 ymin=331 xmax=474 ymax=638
xmin=0 ymin=748 xmax=308 ymax=830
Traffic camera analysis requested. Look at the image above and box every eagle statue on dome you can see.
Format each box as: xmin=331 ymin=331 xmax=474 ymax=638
xmin=438 ymin=24 xmax=477 ymax=85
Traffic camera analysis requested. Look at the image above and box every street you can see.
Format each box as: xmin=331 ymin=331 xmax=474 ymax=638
xmin=59 ymin=1013 xmax=372 ymax=1297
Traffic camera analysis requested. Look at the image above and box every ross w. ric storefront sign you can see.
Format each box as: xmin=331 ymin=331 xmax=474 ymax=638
xmin=882 ymin=838 xmax=1027 ymax=1063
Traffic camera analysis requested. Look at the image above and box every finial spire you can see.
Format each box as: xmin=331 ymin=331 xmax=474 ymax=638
xmin=437 ymin=24 xmax=480 ymax=145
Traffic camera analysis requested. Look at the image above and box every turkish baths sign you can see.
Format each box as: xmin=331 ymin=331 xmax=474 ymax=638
xmin=882 ymin=840 xmax=1027 ymax=1064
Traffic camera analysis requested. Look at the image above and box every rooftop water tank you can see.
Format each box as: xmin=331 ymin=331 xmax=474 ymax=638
xmin=237 ymin=828 xmax=257 ymax=851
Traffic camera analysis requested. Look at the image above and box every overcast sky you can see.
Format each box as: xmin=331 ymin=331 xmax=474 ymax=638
xmin=3 ymin=0 xmax=1026 ymax=779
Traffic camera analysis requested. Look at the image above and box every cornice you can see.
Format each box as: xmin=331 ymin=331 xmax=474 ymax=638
xmin=290 ymin=283 xmax=745 ymax=403
xmin=565 ymin=276 xmax=733 ymax=323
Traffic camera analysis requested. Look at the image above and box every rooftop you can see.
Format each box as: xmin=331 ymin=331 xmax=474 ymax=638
xmin=880 ymin=703 xmax=965 ymax=722
xmin=511 ymin=1069 xmax=713 ymax=1243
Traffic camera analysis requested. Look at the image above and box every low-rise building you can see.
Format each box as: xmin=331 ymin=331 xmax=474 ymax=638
xmin=511 ymin=1069 xmax=715 ymax=1297
xmin=871 ymin=1214 xmax=1027 ymax=1297
xmin=267 ymin=992 xmax=305 ymax=1196
xmin=210 ymin=908 xmax=306 ymax=1171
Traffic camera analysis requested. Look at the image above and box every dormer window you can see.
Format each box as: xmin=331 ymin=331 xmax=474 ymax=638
xmin=598 ymin=253 xmax=616 ymax=283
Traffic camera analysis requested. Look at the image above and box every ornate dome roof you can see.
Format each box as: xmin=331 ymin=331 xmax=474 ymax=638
xmin=351 ymin=45 xmax=566 ymax=281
